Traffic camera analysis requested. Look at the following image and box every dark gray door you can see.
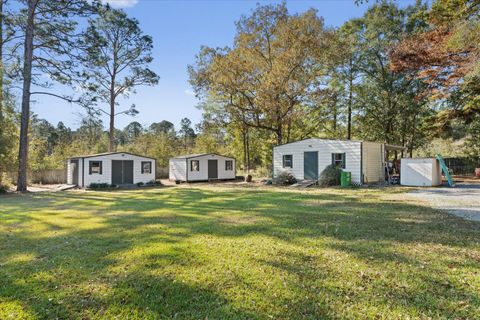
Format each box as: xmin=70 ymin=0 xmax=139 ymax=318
xmin=112 ymin=160 xmax=123 ymax=185
xmin=71 ymin=159 xmax=79 ymax=185
xmin=123 ymin=160 xmax=134 ymax=184
xmin=208 ymin=160 xmax=218 ymax=179
xmin=112 ymin=160 xmax=134 ymax=185
xmin=304 ymin=152 xmax=318 ymax=180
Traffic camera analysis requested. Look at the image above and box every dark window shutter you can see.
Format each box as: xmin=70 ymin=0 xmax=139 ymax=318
xmin=342 ymin=153 xmax=346 ymax=169
xmin=282 ymin=156 xmax=285 ymax=168
xmin=99 ymin=161 xmax=103 ymax=174
xmin=89 ymin=162 xmax=92 ymax=174
xmin=331 ymin=154 xmax=335 ymax=165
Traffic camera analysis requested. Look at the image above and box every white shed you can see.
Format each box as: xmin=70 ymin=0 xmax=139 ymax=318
xmin=400 ymin=158 xmax=442 ymax=187
xmin=169 ymin=153 xmax=236 ymax=182
xmin=67 ymin=152 xmax=156 ymax=188
xmin=273 ymin=138 xmax=392 ymax=184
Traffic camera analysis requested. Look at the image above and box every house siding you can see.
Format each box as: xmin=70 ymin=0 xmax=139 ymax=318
xmin=273 ymin=138 xmax=363 ymax=184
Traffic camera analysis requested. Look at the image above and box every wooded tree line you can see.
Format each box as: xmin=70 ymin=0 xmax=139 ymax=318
xmin=0 ymin=0 xmax=478 ymax=190
xmin=189 ymin=0 xmax=479 ymax=172
xmin=24 ymin=115 xmax=198 ymax=171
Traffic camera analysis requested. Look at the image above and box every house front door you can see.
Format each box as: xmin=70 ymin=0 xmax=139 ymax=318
xmin=304 ymin=152 xmax=318 ymax=180
xmin=112 ymin=160 xmax=134 ymax=185
xmin=208 ymin=160 xmax=218 ymax=179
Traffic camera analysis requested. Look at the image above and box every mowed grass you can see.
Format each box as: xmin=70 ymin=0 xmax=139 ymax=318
xmin=0 ymin=185 xmax=479 ymax=319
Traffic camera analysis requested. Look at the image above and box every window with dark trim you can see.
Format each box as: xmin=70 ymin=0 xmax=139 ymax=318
xmin=225 ymin=160 xmax=233 ymax=171
xmin=89 ymin=161 xmax=102 ymax=175
xmin=332 ymin=153 xmax=346 ymax=169
xmin=141 ymin=161 xmax=152 ymax=174
xmin=283 ymin=155 xmax=293 ymax=168
xmin=190 ymin=160 xmax=199 ymax=171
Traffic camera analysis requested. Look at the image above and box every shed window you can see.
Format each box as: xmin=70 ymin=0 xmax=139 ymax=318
xmin=89 ymin=161 xmax=102 ymax=175
xmin=225 ymin=160 xmax=233 ymax=171
xmin=283 ymin=155 xmax=293 ymax=168
xmin=191 ymin=160 xmax=199 ymax=171
xmin=141 ymin=161 xmax=152 ymax=174
xmin=332 ymin=153 xmax=346 ymax=169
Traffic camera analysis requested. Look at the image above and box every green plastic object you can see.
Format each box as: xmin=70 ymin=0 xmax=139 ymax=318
xmin=341 ymin=171 xmax=351 ymax=187
xmin=435 ymin=154 xmax=454 ymax=187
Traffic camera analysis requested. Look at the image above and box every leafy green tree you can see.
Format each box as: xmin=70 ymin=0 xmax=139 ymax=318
xmin=464 ymin=115 xmax=480 ymax=160
xmin=189 ymin=3 xmax=330 ymax=145
xmin=178 ymin=117 xmax=196 ymax=153
xmin=123 ymin=121 xmax=143 ymax=143
xmin=149 ymin=120 xmax=175 ymax=135
xmin=80 ymin=6 xmax=159 ymax=152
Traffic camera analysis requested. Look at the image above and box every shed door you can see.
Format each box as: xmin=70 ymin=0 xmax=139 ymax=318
xmin=304 ymin=152 xmax=318 ymax=180
xmin=112 ymin=160 xmax=134 ymax=185
xmin=208 ymin=160 xmax=218 ymax=179
xmin=71 ymin=159 xmax=79 ymax=185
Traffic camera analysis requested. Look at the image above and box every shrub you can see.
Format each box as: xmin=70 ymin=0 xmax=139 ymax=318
xmin=273 ymin=171 xmax=297 ymax=186
xmin=136 ymin=182 xmax=145 ymax=187
xmin=88 ymin=183 xmax=112 ymax=189
xmin=0 ymin=185 xmax=8 ymax=194
xmin=319 ymin=164 xmax=342 ymax=186
xmin=146 ymin=179 xmax=162 ymax=186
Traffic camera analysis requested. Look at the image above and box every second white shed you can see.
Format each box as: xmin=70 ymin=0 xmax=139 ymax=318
xmin=400 ymin=158 xmax=442 ymax=187
xmin=169 ymin=153 xmax=236 ymax=182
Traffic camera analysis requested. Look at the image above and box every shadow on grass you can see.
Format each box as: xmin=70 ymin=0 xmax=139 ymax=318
xmin=0 ymin=186 xmax=479 ymax=319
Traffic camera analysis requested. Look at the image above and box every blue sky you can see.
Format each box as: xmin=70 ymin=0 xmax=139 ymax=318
xmin=32 ymin=0 xmax=418 ymax=131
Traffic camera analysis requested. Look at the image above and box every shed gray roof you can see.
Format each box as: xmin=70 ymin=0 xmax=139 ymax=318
xmin=172 ymin=153 xmax=235 ymax=160
xmin=68 ymin=151 xmax=156 ymax=160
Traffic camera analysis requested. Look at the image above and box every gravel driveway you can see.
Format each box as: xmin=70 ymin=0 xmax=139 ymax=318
xmin=407 ymin=183 xmax=480 ymax=222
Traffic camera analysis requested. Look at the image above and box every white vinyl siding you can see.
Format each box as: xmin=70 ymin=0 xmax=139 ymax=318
xmin=273 ymin=138 xmax=363 ymax=184
xmin=169 ymin=158 xmax=187 ymax=181
xmin=169 ymin=154 xmax=236 ymax=182
xmin=362 ymin=142 xmax=384 ymax=183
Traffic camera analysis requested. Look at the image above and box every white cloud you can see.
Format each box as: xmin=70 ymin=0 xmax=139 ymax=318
xmin=101 ymin=0 xmax=139 ymax=8
xmin=184 ymin=89 xmax=195 ymax=96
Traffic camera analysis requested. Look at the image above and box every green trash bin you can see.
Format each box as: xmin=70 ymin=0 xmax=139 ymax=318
xmin=341 ymin=171 xmax=351 ymax=187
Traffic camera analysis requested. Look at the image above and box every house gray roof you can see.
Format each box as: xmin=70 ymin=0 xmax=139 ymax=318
xmin=68 ymin=152 xmax=156 ymax=160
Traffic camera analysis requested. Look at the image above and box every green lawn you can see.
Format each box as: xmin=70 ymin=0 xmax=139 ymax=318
xmin=0 ymin=185 xmax=479 ymax=319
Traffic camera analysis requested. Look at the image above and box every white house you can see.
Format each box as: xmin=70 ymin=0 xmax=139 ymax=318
xmin=169 ymin=153 xmax=236 ymax=182
xmin=67 ymin=152 xmax=156 ymax=188
xmin=273 ymin=138 xmax=402 ymax=184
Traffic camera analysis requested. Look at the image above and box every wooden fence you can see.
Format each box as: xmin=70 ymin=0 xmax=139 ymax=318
xmin=5 ymin=166 xmax=169 ymax=185
xmin=6 ymin=169 xmax=67 ymax=185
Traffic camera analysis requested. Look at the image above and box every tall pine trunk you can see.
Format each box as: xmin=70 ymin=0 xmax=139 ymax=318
xmin=347 ymin=60 xmax=353 ymax=140
xmin=0 ymin=0 xmax=4 ymax=185
xmin=109 ymin=77 xmax=115 ymax=152
xmin=17 ymin=0 xmax=36 ymax=192
xmin=0 ymin=0 xmax=3 ymax=123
